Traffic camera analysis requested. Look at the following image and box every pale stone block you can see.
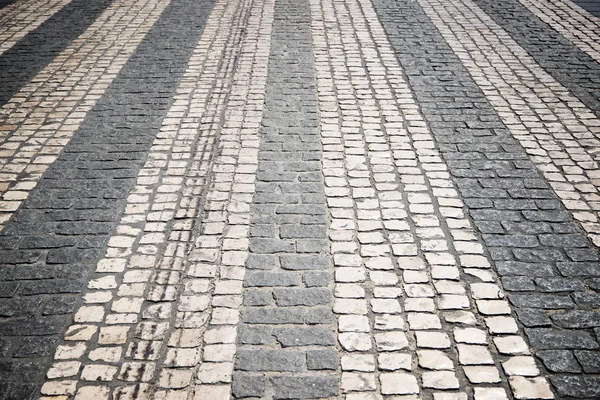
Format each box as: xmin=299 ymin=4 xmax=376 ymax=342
xmin=415 ymin=331 xmax=451 ymax=349
xmin=378 ymin=353 xmax=412 ymax=371
xmin=509 ymin=377 xmax=554 ymax=399
xmin=485 ymin=316 xmax=519 ymax=334
xmin=40 ymin=381 xmax=77 ymax=396
xmin=192 ymin=385 xmax=230 ymax=400
xmin=380 ymin=373 xmax=419 ymax=395
xmin=339 ymin=315 xmax=371 ymax=332
xmin=55 ymin=343 xmax=87 ymax=360
xmin=408 ymin=313 xmax=441 ymax=330
xmin=80 ymin=364 xmax=118 ymax=381
xmin=159 ymin=368 xmax=194 ymax=388
xmin=98 ymin=325 xmax=130 ymax=345
xmin=75 ymin=386 xmax=110 ymax=400
xmin=453 ymin=327 xmax=487 ymax=344
xmin=341 ymin=354 xmax=376 ymax=372
xmin=417 ymin=350 xmax=454 ymax=370
xmin=89 ymin=347 xmax=122 ymax=363
xmin=47 ymin=361 xmax=81 ymax=379
xmin=339 ymin=332 xmax=372 ymax=351
xmin=422 ymin=371 xmax=460 ymax=389
xmin=196 ymin=362 xmax=233 ymax=384
xmin=463 ymin=366 xmax=501 ymax=383
xmin=502 ymin=356 xmax=539 ymax=376
xmin=471 ymin=283 xmax=503 ymax=299
xmin=375 ymin=331 xmax=409 ymax=351
xmin=341 ymin=372 xmax=377 ymax=392
xmin=457 ymin=345 xmax=494 ymax=365
xmin=64 ymin=325 xmax=97 ymax=341
xmin=494 ymin=336 xmax=530 ymax=355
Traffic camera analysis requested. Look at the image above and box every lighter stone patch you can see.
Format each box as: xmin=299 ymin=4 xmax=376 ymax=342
xmin=463 ymin=366 xmax=501 ymax=383
xmin=417 ymin=350 xmax=454 ymax=370
xmin=509 ymin=376 xmax=554 ymax=399
xmin=502 ymin=356 xmax=540 ymax=376
xmin=380 ymin=373 xmax=419 ymax=395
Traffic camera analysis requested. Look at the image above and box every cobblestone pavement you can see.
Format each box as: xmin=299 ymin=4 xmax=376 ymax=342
xmin=0 ymin=0 xmax=599 ymax=398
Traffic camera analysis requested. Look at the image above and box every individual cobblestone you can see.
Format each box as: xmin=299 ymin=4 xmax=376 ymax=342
xmin=232 ymin=0 xmax=336 ymax=397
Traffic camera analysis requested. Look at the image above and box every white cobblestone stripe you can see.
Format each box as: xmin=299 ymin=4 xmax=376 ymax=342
xmin=166 ymin=0 xmax=272 ymax=397
xmin=39 ymin=0 xmax=272 ymax=397
xmin=311 ymin=0 xmax=553 ymax=398
xmin=0 ymin=0 xmax=73 ymax=56
xmin=0 ymin=0 xmax=169 ymax=231
xmin=416 ymin=0 xmax=600 ymax=248
xmin=517 ymin=0 xmax=600 ymax=64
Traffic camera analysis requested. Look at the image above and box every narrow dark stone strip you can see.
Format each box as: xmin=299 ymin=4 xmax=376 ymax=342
xmin=0 ymin=0 xmax=214 ymax=397
xmin=0 ymin=0 xmax=115 ymax=106
xmin=372 ymin=0 xmax=600 ymax=397
xmin=0 ymin=0 xmax=17 ymax=10
xmin=572 ymin=0 xmax=600 ymax=17
xmin=233 ymin=0 xmax=337 ymax=399
xmin=471 ymin=0 xmax=600 ymax=120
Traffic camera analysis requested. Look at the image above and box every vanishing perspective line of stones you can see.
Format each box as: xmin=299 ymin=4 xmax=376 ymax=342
xmin=0 ymin=0 xmax=599 ymax=399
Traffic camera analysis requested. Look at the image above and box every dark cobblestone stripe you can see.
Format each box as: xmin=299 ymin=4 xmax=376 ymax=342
xmin=232 ymin=0 xmax=338 ymax=398
xmin=470 ymin=0 xmax=600 ymax=121
xmin=372 ymin=0 xmax=600 ymax=397
xmin=0 ymin=0 xmax=17 ymax=10
xmin=572 ymin=0 xmax=600 ymax=17
xmin=0 ymin=0 xmax=214 ymax=397
xmin=0 ymin=0 xmax=116 ymax=107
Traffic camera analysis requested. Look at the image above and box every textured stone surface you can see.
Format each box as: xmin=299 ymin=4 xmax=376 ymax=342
xmin=1 ymin=0 xmax=600 ymax=398
xmin=572 ymin=0 xmax=600 ymax=16
xmin=0 ymin=0 xmax=214 ymax=396
xmin=471 ymin=0 xmax=600 ymax=120
xmin=0 ymin=0 xmax=114 ymax=106
xmin=232 ymin=0 xmax=336 ymax=397
xmin=372 ymin=0 xmax=600 ymax=396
